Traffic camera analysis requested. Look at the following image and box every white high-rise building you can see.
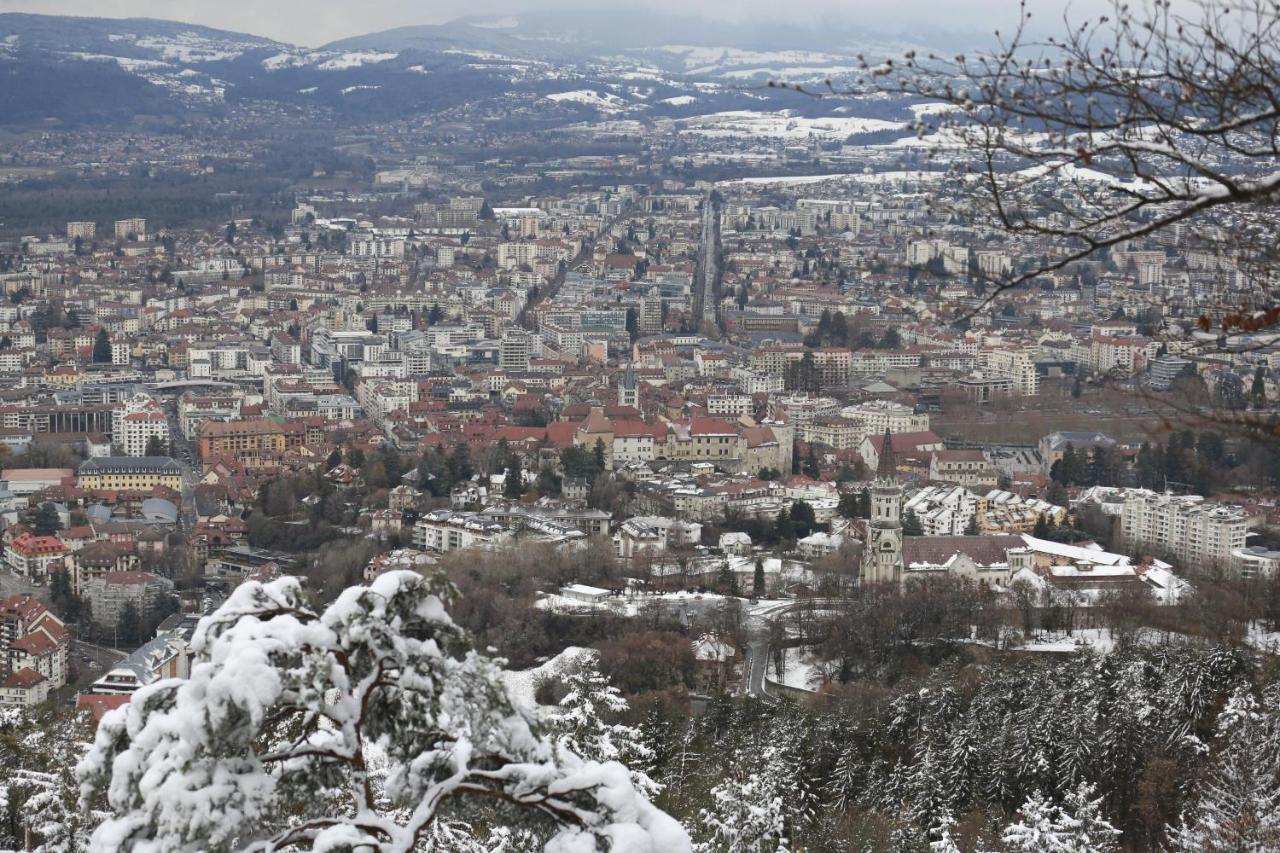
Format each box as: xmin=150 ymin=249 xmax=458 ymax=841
xmin=498 ymin=330 xmax=534 ymax=372
xmin=114 ymin=218 xmax=146 ymax=241
xmin=112 ymin=396 xmax=169 ymax=457
xmin=1121 ymin=490 xmax=1248 ymax=571
xmin=987 ymin=349 xmax=1039 ymax=395
xmin=66 ymin=221 xmax=96 ymax=241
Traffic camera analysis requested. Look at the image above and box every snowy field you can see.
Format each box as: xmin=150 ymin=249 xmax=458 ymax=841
xmin=677 ymin=110 xmax=905 ymax=140
xmin=546 ymin=90 xmax=630 ymax=111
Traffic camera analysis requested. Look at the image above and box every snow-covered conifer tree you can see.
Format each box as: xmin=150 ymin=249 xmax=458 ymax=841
xmin=695 ymin=747 xmax=790 ymax=853
xmin=1167 ymin=686 xmax=1280 ymax=853
xmin=1004 ymin=784 xmax=1119 ymax=853
xmin=77 ymin=572 xmax=689 ymax=852
xmin=549 ymin=659 xmax=657 ymax=796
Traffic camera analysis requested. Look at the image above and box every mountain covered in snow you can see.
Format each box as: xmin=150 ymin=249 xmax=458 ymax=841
xmin=0 ymin=11 xmax=964 ymax=126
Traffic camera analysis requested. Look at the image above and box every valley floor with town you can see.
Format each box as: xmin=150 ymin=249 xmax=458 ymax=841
xmin=0 ymin=3 xmax=1279 ymax=850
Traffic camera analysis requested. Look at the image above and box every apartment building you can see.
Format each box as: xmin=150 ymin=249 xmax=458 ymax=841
xmin=113 ymin=397 xmax=169 ymax=456
xmin=986 ymin=348 xmax=1040 ymax=395
xmin=77 ymin=457 xmax=184 ymax=491
xmin=197 ymin=419 xmax=302 ymax=459
xmin=66 ymin=221 xmax=96 ymax=241
xmin=83 ymin=571 xmax=174 ymax=630
xmin=412 ymin=510 xmax=512 ymax=553
xmin=114 ymin=218 xmax=146 ymax=241
xmin=1120 ymin=491 xmax=1249 ymax=571
xmin=839 ymin=400 xmax=929 ymax=437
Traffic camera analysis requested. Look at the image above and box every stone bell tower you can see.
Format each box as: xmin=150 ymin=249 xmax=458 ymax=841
xmin=862 ymin=429 xmax=904 ymax=586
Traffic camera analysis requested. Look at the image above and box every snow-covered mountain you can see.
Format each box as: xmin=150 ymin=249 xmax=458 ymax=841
xmin=0 ymin=11 xmax=958 ymax=126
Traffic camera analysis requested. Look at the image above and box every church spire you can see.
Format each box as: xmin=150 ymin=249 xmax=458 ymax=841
xmin=877 ymin=428 xmax=897 ymax=479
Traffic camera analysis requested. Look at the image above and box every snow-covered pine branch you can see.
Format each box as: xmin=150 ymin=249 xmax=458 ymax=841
xmin=76 ymin=571 xmax=690 ymax=853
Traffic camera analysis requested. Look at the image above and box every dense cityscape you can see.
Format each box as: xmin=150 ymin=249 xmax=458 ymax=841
xmin=0 ymin=2 xmax=1276 ymax=851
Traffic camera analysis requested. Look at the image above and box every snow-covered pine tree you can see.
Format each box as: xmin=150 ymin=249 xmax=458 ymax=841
xmin=549 ymin=658 xmax=658 ymax=797
xmin=667 ymin=721 xmax=702 ymax=803
xmin=926 ymin=810 xmax=961 ymax=853
xmin=770 ymin=711 xmax=821 ymax=833
xmin=695 ymin=746 xmax=791 ymax=853
xmin=1167 ymin=686 xmax=1280 ymax=853
xmin=1003 ymin=784 xmax=1119 ymax=853
xmin=942 ymin=720 xmax=980 ymax=811
xmin=908 ymin=744 xmax=959 ymax=832
xmin=1002 ymin=790 xmax=1062 ymax=853
xmin=77 ymin=572 xmax=690 ymax=852
xmin=1 ymin=710 xmax=97 ymax=852
xmin=1055 ymin=783 xmax=1121 ymax=853
xmin=636 ymin=702 xmax=675 ymax=782
xmin=827 ymin=739 xmax=863 ymax=810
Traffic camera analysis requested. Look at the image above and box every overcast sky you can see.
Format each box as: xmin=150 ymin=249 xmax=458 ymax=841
xmin=0 ymin=0 xmax=1145 ymax=47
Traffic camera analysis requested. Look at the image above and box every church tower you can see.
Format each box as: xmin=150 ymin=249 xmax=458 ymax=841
xmin=862 ymin=429 xmax=904 ymax=586
xmin=618 ymin=365 xmax=639 ymax=409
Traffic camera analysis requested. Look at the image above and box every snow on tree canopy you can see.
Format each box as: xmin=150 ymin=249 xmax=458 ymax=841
xmin=76 ymin=571 xmax=690 ymax=852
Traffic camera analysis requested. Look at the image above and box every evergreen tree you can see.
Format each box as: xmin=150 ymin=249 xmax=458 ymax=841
xmin=8 ymin=712 xmax=96 ymax=851
xmin=504 ymin=456 xmax=524 ymax=499
xmin=790 ymin=501 xmax=816 ymax=539
xmin=450 ymin=443 xmax=474 ymax=482
xmin=77 ymin=574 xmax=688 ymax=851
xmin=1252 ymin=364 xmax=1268 ymax=407
xmin=48 ymin=569 xmax=80 ymax=623
xmin=774 ymin=508 xmax=796 ymax=543
xmin=696 ymin=748 xmax=791 ymax=853
xmin=117 ymin=602 xmax=141 ymax=646
xmin=803 ymin=446 xmax=820 ymax=480
xmin=753 ymin=558 xmax=766 ymax=596
xmin=144 ymin=434 xmax=167 ymax=457
xmin=1003 ymin=785 xmax=1119 ymax=853
xmin=551 ymin=660 xmax=657 ymax=797
xmin=1168 ymin=687 xmax=1280 ymax=853
xmin=902 ymin=508 xmax=924 ymax=537
xmin=535 ymin=465 xmax=562 ymax=496
xmin=32 ymin=502 xmax=62 ymax=537
xmin=92 ymin=328 xmax=111 ymax=363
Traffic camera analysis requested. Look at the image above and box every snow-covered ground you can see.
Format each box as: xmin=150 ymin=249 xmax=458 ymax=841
xmin=658 ymin=95 xmax=697 ymax=106
xmin=766 ymin=647 xmax=833 ymax=693
xmin=719 ymin=66 xmax=861 ymax=80
xmin=720 ymin=169 xmax=947 ymax=187
xmin=317 ymin=51 xmax=399 ymax=71
xmin=262 ymin=52 xmax=308 ymax=70
xmin=66 ymin=52 xmax=171 ymax=71
xmin=1015 ymin=628 xmax=1121 ymax=654
xmin=502 ymin=646 xmax=595 ymax=711
xmin=907 ymin=102 xmax=963 ymax=119
xmin=648 ymin=45 xmax=852 ymax=75
xmin=678 ymin=110 xmax=904 ymax=140
xmin=536 ymin=588 xmax=798 ymax=622
xmin=1247 ymin=621 xmax=1280 ymax=653
xmin=545 ymin=89 xmax=629 ymax=110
